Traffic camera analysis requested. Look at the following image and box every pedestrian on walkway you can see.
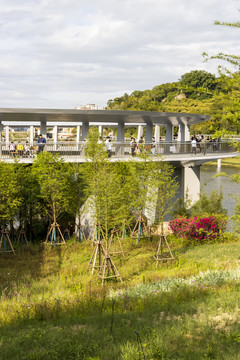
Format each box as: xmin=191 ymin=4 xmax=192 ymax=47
xmin=191 ymin=136 xmax=197 ymax=155
xmin=37 ymin=134 xmax=46 ymax=153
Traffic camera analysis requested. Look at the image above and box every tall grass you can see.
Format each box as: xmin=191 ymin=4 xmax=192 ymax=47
xmin=1 ymin=237 xmax=240 ymax=359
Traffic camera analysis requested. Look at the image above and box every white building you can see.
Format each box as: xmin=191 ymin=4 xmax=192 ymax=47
xmin=74 ymin=104 xmax=98 ymax=110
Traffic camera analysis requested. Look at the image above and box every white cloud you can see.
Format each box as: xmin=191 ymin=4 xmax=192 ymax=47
xmin=0 ymin=0 xmax=239 ymax=109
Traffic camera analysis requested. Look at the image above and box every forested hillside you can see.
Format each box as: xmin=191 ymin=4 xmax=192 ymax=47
xmin=107 ymin=70 xmax=240 ymax=135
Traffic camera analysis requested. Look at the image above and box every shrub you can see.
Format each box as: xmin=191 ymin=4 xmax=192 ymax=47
xmin=169 ymin=215 xmax=227 ymax=243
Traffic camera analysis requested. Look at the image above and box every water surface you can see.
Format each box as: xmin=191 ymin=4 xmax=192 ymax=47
xmin=201 ymin=164 xmax=240 ymax=230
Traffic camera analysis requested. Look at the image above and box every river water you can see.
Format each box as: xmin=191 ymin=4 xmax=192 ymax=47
xmin=201 ymin=164 xmax=240 ymax=230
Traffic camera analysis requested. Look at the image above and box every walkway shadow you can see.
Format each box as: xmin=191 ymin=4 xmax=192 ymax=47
xmin=0 ymin=243 xmax=64 ymax=300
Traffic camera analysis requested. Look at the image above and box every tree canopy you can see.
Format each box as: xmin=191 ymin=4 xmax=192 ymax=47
xmin=107 ymin=67 xmax=240 ymax=134
xmin=31 ymin=152 xmax=73 ymax=224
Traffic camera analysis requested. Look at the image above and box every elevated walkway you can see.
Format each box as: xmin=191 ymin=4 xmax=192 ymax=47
xmin=0 ymin=108 xmax=237 ymax=214
xmin=1 ymin=139 xmax=238 ymax=224
xmin=0 ymin=140 xmax=237 ymax=165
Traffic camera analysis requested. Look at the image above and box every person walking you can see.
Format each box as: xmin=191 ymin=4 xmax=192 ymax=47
xmin=37 ymin=134 xmax=46 ymax=153
xmin=24 ymin=141 xmax=31 ymax=157
xmin=151 ymin=136 xmax=156 ymax=155
xmin=16 ymin=141 xmax=24 ymax=156
xmin=9 ymin=142 xmax=16 ymax=157
xmin=106 ymin=139 xmax=112 ymax=157
xmin=200 ymin=135 xmax=207 ymax=155
xmin=191 ymin=136 xmax=197 ymax=155
xmin=138 ymin=135 xmax=144 ymax=153
xmin=130 ymin=137 xmax=137 ymax=156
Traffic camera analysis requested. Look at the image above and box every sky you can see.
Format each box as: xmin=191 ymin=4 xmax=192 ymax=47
xmin=0 ymin=0 xmax=239 ymax=110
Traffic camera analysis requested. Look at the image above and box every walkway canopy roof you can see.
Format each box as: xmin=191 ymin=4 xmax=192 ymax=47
xmin=0 ymin=108 xmax=210 ymax=127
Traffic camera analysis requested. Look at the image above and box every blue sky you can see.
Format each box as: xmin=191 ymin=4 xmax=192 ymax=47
xmin=0 ymin=0 xmax=239 ymax=109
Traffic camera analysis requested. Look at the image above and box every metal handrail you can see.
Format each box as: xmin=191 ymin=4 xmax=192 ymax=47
xmin=0 ymin=140 xmax=237 ymax=160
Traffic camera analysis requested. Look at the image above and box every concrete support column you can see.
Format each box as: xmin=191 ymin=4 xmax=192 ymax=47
xmin=5 ymin=126 xmax=9 ymax=145
xmin=146 ymin=165 xmax=200 ymax=224
xmin=173 ymin=165 xmax=200 ymax=207
xmin=29 ymin=125 xmax=34 ymax=146
xmin=53 ymin=125 xmax=58 ymax=151
xmin=40 ymin=118 xmax=47 ymax=139
xmin=144 ymin=182 xmax=159 ymax=225
xmin=76 ymin=125 xmax=81 ymax=150
xmin=165 ymin=124 xmax=173 ymax=142
xmin=145 ymin=121 xmax=153 ymax=144
xmin=177 ymin=124 xmax=185 ymax=153
xmin=178 ymin=124 xmax=185 ymax=142
xmin=172 ymin=168 xmax=185 ymax=206
xmin=217 ymin=159 xmax=221 ymax=173
xmin=82 ymin=122 xmax=89 ymax=140
xmin=184 ymin=166 xmax=200 ymax=204
xmin=116 ymin=121 xmax=125 ymax=156
xmin=154 ymin=125 xmax=160 ymax=141
xmin=185 ymin=124 xmax=191 ymax=141
xmin=98 ymin=125 xmax=103 ymax=137
xmin=137 ymin=125 xmax=144 ymax=142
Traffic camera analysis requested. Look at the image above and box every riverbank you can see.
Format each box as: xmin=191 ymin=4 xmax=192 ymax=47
xmin=205 ymin=155 xmax=240 ymax=168
xmin=1 ymin=238 xmax=240 ymax=359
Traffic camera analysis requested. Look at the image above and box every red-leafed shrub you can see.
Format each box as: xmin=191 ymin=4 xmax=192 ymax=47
xmin=169 ymin=215 xmax=227 ymax=243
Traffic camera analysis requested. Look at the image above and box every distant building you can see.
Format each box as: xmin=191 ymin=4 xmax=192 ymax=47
xmin=74 ymin=104 xmax=98 ymax=110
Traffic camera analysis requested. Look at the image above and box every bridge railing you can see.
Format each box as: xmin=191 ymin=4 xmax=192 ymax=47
xmin=0 ymin=140 xmax=237 ymax=160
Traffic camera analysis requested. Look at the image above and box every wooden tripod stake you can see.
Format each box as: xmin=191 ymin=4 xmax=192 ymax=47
xmin=131 ymin=213 xmax=150 ymax=243
xmin=76 ymin=224 xmax=86 ymax=242
xmin=108 ymin=230 xmax=125 ymax=257
xmin=88 ymin=239 xmax=104 ymax=274
xmin=154 ymin=234 xmax=174 ymax=267
xmin=88 ymin=234 xmax=123 ymax=284
xmin=0 ymin=229 xmax=15 ymax=254
xmin=17 ymin=228 xmax=28 ymax=246
xmin=99 ymin=248 xmax=123 ymax=285
xmin=45 ymin=221 xmax=66 ymax=245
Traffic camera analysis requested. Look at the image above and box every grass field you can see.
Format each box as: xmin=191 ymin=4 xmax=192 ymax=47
xmin=1 ymin=236 xmax=240 ymax=359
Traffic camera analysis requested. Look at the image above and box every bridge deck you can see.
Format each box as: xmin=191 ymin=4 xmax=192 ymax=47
xmin=0 ymin=141 xmax=238 ymax=167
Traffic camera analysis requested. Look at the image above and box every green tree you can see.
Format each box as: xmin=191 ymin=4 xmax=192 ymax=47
xmin=32 ymin=153 xmax=72 ymax=227
xmin=66 ymin=163 xmax=87 ymax=237
xmin=202 ymin=14 xmax=240 ymax=134
xmin=225 ymin=173 xmax=240 ymax=234
xmin=172 ymin=189 xmax=227 ymax=219
xmin=112 ymin=162 xmax=138 ymax=231
xmin=127 ymin=153 xmax=179 ymax=239
xmin=106 ymin=74 xmax=215 ymax=132
xmin=232 ymin=199 xmax=240 ymax=234
xmin=131 ymin=153 xmax=155 ymax=215
xmin=189 ymin=190 xmax=227 ymax=218
xmin=209 ymin=73 xmax=240 ymax=133
xmin=179 ymin=70 xmax=217 ymax=90
xmin=14 ymin=163 xmax=42 ymax=241
xmin=0 ymin=162 xmax=21 ymax=227
xmin=151 ymin=161 xmax=179 ymax=235
xmin=203 ymin=18 xmax=240 ymax=70
xmin=84 ymin=128 xmax=126 ymax=241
